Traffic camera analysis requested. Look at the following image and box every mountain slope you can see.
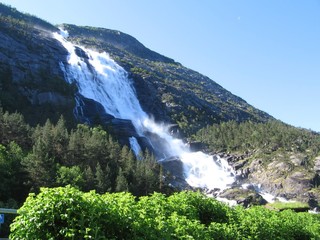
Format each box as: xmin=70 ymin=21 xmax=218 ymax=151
xmin=61 ymin=23 xmax=273 ymax=135
xmin=0 ymin=3 xmax=272 ymax=135
xmin=0 ymin=4 xmax=75 ymax=126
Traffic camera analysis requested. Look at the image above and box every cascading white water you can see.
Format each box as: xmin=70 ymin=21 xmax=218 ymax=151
xmin=54 ymin=30 xmax=235 ymax=191
xmin=129 ymin=136 xmax=142 ymax=158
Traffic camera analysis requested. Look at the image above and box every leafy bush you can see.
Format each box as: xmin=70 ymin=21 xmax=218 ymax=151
xmin=10 ymin=187 xmax=320 ymax=239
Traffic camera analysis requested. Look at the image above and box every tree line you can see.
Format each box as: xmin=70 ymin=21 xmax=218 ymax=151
xmin=195 ymin=120 xmax=320 ymax=156
xmin=0 ymin=107 xmax=165 ymax=207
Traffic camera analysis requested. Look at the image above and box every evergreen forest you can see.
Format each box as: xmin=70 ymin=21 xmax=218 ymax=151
xmin=1 ymin=106 xmax=320 ymax=239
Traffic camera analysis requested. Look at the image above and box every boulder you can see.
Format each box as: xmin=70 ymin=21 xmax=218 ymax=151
xmin=159 ymin=156 xmax=190 ymax=190
xmin=219 ymin=188 xmax=267 ymax=208
xmin=186 ymin=141 xmax=205 ymax=152
xmin=314 ymin=156 xmax=320 ymax=172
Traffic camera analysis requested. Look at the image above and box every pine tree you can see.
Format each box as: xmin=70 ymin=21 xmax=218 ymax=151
xmin=52 ymin=116 xmax=69 ymax=164
xmin=115 ymin=167 xmax=128 ymax=192
xmin=83 ymin=166 xmax=96 ymax=191
xmin=23 ymin=138 xmax=57 ymax=190
xmin=95 ymin=162 xmax=112 ymax=193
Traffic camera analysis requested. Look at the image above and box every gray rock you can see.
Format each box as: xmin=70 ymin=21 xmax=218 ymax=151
xmin=186 ymin=141 xmax=205 ymax=152
xmin=73 ymin=94 xmax=114 ymax=124
xmin=219 ymin=188 xmax=267 ymax=207
xmin=37 ymin=92 xmax=71 ymax=105
xmin=314 ymin=156 xmax=320 ymax=172
xmin=159 ymin=156 xmax=190 ymax=190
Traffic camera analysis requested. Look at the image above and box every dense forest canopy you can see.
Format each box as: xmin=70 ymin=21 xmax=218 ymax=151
xmin=0 ymin=107 xmax=167 ymax=206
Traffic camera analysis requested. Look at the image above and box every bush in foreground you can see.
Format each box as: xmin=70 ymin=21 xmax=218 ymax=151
xmin=10 ymin=186 xmax=320 ymax=239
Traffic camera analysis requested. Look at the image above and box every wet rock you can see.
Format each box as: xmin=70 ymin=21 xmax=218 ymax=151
xmin=219 ymin=188 xmax=267 ymax=208
xmin=74 ymin=94 xmax=114 ymax=125
xmin=143 ymin=131 xmax=174 ymax=158
xmin=111 ymin=118 xmax=138 ymax=138
xmin=168 ymin=124 xmax=183 ymax=139
xmin=233 ymin=159 xmax=248 ymax=170
xmin=159 ymin=156 xmax=190 ymax=190
xmin=160 ymin=156 xmax=184 ymax=179
xmin=186 ymin=141 xmax=205 ymax=152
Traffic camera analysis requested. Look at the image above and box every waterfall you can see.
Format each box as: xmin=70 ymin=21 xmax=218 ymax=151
xmin=53 ymin=30 xmax=235 ymax=191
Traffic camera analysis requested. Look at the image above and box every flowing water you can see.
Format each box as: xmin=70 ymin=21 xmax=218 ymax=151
xmin=54 ymin=30 xmax=235 ymax=191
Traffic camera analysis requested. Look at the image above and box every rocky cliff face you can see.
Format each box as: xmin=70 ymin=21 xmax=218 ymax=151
xmin=0 ymin=5 xmax=75 ymax=125
xmin=216 ymin=150 xmax=320 ymax=207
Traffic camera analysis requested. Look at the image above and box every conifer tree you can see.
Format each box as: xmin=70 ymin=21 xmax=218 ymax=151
xmin=115 ymin=167 xmax=128 ymax=192
xmin=83 ymin=166 xmax=96 ymax=191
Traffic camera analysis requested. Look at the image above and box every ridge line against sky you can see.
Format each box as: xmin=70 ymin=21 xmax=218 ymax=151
xmin=1 ymin=0 xmax=320 ymax=132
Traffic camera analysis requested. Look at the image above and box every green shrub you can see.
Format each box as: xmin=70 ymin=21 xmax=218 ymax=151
xmin=10 ymin=186 xmax=320 ymax=240
xmin=10 ymin=186 xmax=106 ymax=239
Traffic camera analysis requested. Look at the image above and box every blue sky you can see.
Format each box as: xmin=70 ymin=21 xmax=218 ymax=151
xmin=2 ymin=0 xmax=320 ymax=132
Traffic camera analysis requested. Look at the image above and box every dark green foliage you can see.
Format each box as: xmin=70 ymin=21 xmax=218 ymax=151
xmin=0 ymin=110 xmax=164 ymax=209
xmin=10 ymin=187 xmax=320 ymax=239
xmin=115 ymin=168 xmax=129 ymax=192
xmin=0 ymin=143 xmax=28 ymax=203
xmin=95 ymin=162 xmax=112 ymax=193
xmin=195 ymin=120 xmax=320 ymax=156
xmin=0 ymin=107 xmax=31 ymax=149
xmin=22 ymin=119 xmax=62 ymax=190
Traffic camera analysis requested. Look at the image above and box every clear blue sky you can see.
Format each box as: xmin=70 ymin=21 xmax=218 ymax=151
xmin=2 ymin=0 xmax=320 ymax=132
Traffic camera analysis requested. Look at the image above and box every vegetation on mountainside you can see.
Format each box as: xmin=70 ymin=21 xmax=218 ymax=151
xmin=0 ymin=3 xmax=55 ymax=31
xmin=2 ymin=107 xmax=320 ymax=238
xmin=10 ymin=186 xmax=320 ymax=239
xmin=195 ymin=120 xmax=320 ymax=156
xmin=0 ymin=4 xmax=56 ymax=54
xmin=195 ymin=120 xmax=320 ymax=201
